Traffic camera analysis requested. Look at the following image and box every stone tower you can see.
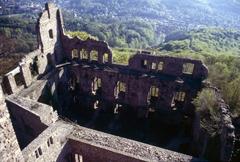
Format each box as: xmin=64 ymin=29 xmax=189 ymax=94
xmin=0 ymin=78 xmax=23 ymax=162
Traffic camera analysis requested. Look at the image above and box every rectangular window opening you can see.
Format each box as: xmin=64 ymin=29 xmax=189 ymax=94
xmin=74 ymin=154 xmax=83 ymax=162
xmin=151 ymin=62 xmax=157 ymax=70
xmin=81 ymin=49 xmax=88 ymax=60
xmin=72 ymin=49 xmax=79 ymax=59
xmin=47 ymin=137 xmax=54 ymax=147
xmin=175 ymin=92 xmax=186 ymax=102
xmin=92 ymin=77 xmax=101 ymax=95
xmin=49 ymin=29 xmax=53 ymax=39
xmin=90 ymin=50 xmax=98 ymax=61
xmin=183 ymin=63 xmax=194 ymax=74
xmin=158 ymin=62 xmax=164 ymax=71
xmin=115 ymin=81 xmax=127 ymax=99
xmin=14 ymin=73 xmax=24 ymax=87
xmin=141 ymin=60 xmax=148 ymax=69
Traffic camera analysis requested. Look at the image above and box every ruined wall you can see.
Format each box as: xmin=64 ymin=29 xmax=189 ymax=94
xmin=37 ymin=3 xmax=64 ymax=69
xmin=22 ymin=120 xmax=74 ymax=162
xmin=129 ymin=53 xmax=208 ymax=80
xmin=192 ymin=86 xmax=235 ymax=162
xmin=214 ymin=88 xmax=235 ymax=162
xmin=6 ymin=95 xmax=58 ymax=149
xmin=67 ymin=126 xmax=200 ymax=162
xmin=65 ymin=52 xmax=208 ymax=118
xmin=61 ymin=36 xmax=113 ymax=64
xmin=0 ymin=79 xmax=24 ymax=161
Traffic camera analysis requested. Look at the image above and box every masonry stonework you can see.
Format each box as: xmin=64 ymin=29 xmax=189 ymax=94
xmin=0 ymin=3 xmax=235 ymax=162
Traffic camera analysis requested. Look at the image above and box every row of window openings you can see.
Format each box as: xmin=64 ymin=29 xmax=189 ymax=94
xmin=72 ymin=49 xmax=109 ymax=63
xmin=70 ymin=154 xmax=83 ymax=162
xmin=91 ymin=78 xmax=126 ymax=99
xmin=91 ymin=78 xmax=186 ymax=103
xmin=141 ymin=60 xmax=195 ymax=74
xmin=35 ymin=137 xmax=54 ymax=159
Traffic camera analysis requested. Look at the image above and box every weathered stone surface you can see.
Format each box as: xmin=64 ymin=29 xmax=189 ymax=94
xmin=0 ymin=2 xmax=233 ymax=162
xmin=0 ymin=78 xmax=24 ymax=162
xmin=69 ymin=126 xmax=202 ymax=162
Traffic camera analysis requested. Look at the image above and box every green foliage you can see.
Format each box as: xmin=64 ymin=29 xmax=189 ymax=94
xmin=0 ymin=16 xmax=37 ymax=55
xmin=63 ymin=12 xmax=159 ymax=48
xmin=66 ymin=31 xmax=98 ymax=40
xmin=160 ymin=28 xmax=240 ymax=56
xmin=193 ymin=89 xmax=221 ymax=137
xmin=112 ymin=48 xmax=137 ymax=64
xmin=224 ymin=76 xmax=240 ymax=117
xmin=157 ymin=28 xmax=240 ymax=118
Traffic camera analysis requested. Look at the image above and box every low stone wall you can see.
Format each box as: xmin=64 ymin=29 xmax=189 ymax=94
xmin=22 ymin=120 xmax=74 ymax=162
xmin=68 ymin=126 xmax=201 ymax=162
xmin=6 ymin=95 xmax=58 ymax=148
xmin=213 ymin=87 xmax=235 ymax=162
xmin=193 ymin=86 xmax=235 ymax=162
xmin=0 ymin=78 xmax=24 ymax=161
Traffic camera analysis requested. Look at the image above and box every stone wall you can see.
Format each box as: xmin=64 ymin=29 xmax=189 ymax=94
xmin=6 ymin=95 xmax=58 ymax=149
xmin=65 ymin=51 xmax=208 ymax=118
xmin=22 ymin=120 xmax=74 ymax=162
xmin=129 ymin=52 xmax=208 ymax=80
xmin=0 ymin=78 xmax=24 ymax=161
xmin=193 ymin=86 xmax=235 ymax=162
xmin=67 ymin=126 xmax=201 ymax=162
xmin=37 ymin=3 xmax=64 ymax=67
xmin=213 ymin=87 xmax=235 ymax=162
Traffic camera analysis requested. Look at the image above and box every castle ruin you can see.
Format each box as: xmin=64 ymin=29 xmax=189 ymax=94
xmin=0 ymin=3 xmax=235 ymax=162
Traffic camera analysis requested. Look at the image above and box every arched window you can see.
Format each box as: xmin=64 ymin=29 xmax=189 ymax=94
xmin=103 ymin=53 xmax=108 ymax=63
xmin=90 ymin=50 xmax=98 ymax=61
xmin=80 ymin=49 xmax=88 ymax=60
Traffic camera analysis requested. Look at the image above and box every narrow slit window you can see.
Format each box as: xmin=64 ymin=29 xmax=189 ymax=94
xmin=35 ymin=147 xmax=42 ymax=158
xmin=92 ymin=77 xmax=101 ymax=95
xmin=47 ymin=137 xmax=54 ymax=147
xmin=38 ymin=147 xmax=42 ymax=156
xmin=49 ymin=29 xmax=53 ymax=39
xmin=35 ymin=150 xmax=39 ymax=158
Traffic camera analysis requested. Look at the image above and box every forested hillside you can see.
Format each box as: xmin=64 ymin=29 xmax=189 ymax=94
xmin=60 ymin=0 xmax=240 ymax=48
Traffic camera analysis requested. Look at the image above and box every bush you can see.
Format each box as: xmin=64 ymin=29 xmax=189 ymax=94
xmin=193 ymin=89 xmax=221 ymax=137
